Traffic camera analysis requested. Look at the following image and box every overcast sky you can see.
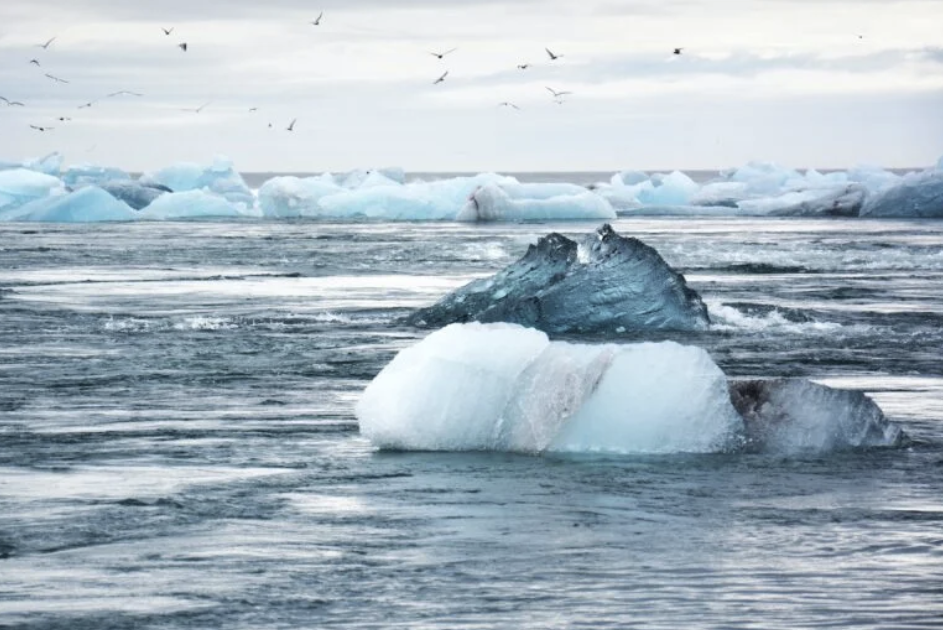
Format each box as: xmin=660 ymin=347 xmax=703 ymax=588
xmin=1 ymin=0 xmax=942 ymax=172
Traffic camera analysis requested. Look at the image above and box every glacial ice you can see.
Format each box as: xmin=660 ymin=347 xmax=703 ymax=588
xmin=1 ymin=186 xmax=136 ymax=222
xmin=859 ymin=170 xmax=943 ymax=218
xmin=406 ymin=224 xmax=709 ymax=333
xmin=0 ymin=152 xmax=63 ymax=176
xmin=137 ymin=190 xmax=256 ymax=220
xmin=0 ymin=168 xmax=65 ymax=213
xmin=258 ymin=175 xmax=343 ymax=218
xmin=99 ymin=180 xmax=168 ymax=211
xmin=456 ymin=183 xmax=616 ymax=222
xmin=357 ymin=323 xmax=743 ymax=454
xmin=62 ymin=164 xmax=131 ymax=188
xmin=139 ymin=156 xmax=254 ymax=207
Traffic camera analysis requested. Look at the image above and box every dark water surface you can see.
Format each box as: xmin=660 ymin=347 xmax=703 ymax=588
xmin=1 ymin=218 xmax=942 ymax=629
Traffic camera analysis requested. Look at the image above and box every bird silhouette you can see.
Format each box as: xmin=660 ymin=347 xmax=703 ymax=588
xmin=36 ymin=37 xmax=56 ymax=49
xmin=44 ymin=73 xmax=69 ymax=84
xmin=162 ymin=27 xmax=174 ymax=35
xmin=57 ymin=116 xmax=72 ymax=122
xmin=430 ymin=48 xmax=457 ymax=60
xmin=433 ymin=70 xmax=449 ymax=84
xmin=545 ymin=47 xmax=563 ymax=61
xmin=249 ymin=107 xmax=259 ymax=112
xmin=517 ymin=63 xmax=530 ymax=70
xmin=29 ymin=59 xmax=41 ymax=67
xmin=545 ymin=86 xmax=572 ymax=98
xmin=673 ymin=47 xmax=683 ymax=55
xmin=287 ymin=118 xmax=297 ymax=131
xmin=179 ymin=42 xmax=188 ymax=52
xmin=78 ymin=101 xmax=96 ymax=109
xmin=498 ymin=102 xmax=521 ymax=110
xmin=1 ymin=96 xmax=26 ymax=107
xmin=311 ymin=12 xmax=323 ymax=25
xmin=181 ymin=101 xmax=210 ymax=113
xmin=29 ymin=124 xmax=54 ymax=132
xmin=107 ymin=91 xmax=144 ymax=98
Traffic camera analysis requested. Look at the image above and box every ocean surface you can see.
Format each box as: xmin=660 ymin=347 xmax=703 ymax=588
xmin=1 ymin=217 xmax=942 ymax=629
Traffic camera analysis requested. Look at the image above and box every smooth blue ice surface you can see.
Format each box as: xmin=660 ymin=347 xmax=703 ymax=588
xmin=1 ymin=186 xmax=136 ymax=222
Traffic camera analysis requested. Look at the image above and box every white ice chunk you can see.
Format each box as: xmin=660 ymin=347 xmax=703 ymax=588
xmin=1 ymin=186 xmax=136 ymax=222
xmin=0 ymin=168 xmax=66 ymax=212
xmin=0 ymin=152 xmax=63 ymax=176
xmin=137 ymin=190 xmax=255 ymax=220
xmin=62 ymin=163 xmax=131 ymax=188
xmin=611 ymin=170 xmax=649 ymax=187
xmin=357 ymin=323 xmax=743 ymax=454
xmin=139 ymin=155 xmax=254 ymax=206
xmin=257 ymin=175 xmax=343 ymax=218
xmin=457 ymin=184 xmax=616 ymax=222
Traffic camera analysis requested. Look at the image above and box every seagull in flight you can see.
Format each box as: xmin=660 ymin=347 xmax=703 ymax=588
xmin=29 ymin=59 xmax=41 ymax=67
xmin=162 ymin=27 xmax=174 ymax=36
xmin=44 ymin=73 xmax=69 ymax=84
xmin=181 ymin=101 xmax=210 ymax=113
xmin=287 ymin=118 xmax=297 ymax=131
xmin=433 ymin=70 xmax=449 ymax=84
xmin=78 ymin=101 xmax=97 ymax=109
xmin=29 ymin=124 xmax=54 ymax=132
xmin=311 ymin=12 xmax=323 ymax=25
xmin=545 ymin=86 xmax=572 ymax=99
xmin=1 ymin=96 xmax=25 ymax=107
xmin=517 ymin=63 xmax=530 ymax=70
xmin=107 ymin=90 xmax=144 ymax=98
xmin=545 ymin=47 xmax=563 ymax=61
xmin=178 ymin=42 xmax=188 ymax=52
xmin=248 ymin=107 xmax=259 ymax=112
xmin=430 ymin=48 xmax=457 ymax=60
xmin=673 ymin=47 xmax=684 ymax=55
xmin=36 ymin=37 xmax=56 ymax=49
xmin=498 ymin=102 xmax=520 ymax=110
xmin=57 ymin=116 xmax=72 ymax=122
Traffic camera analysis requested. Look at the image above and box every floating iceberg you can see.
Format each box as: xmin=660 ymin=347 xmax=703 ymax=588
xmin=405 ymin=224 xmax=709 ymax=333
xmin=597 ymin=170 xmax=699 ymax=209
xmin=1 ymin=186 xmax=136 ymax=222
xmin=0 ymin=168 xmax=65 ymax=213
xmin=0 ymin=152 xmax=63 ymax=176
xmin=357 ymin=323 xmax=743 ymax=454
xmin=98 ymin=180 xmax=169 ymax=211
xmin=737 ymin=184 xmax=867 ymax=217
xmin=139 ymin=156 xmax=254 ymax=207
xmin=62 ymin=164 xmax=131 ymax=188
xmin=137 ymin=190 xmax=256 ymax=220
xmin=859 ymin=170 xmax=943 ymax=218
xmin=729 ymin=379 xmax=907 ymax=453
xmin=456 ymin=183 xmax=616 ymax=222
xmin=257 ymin=175 xmax=343 ymax=218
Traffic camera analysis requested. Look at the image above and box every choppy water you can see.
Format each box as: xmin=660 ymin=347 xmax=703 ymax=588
xmin=1 ymin=218 xmax=942 ymax=629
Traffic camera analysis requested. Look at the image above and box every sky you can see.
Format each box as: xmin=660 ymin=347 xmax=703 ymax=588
xmin=1 ymin=0 xmax=942 ymax=172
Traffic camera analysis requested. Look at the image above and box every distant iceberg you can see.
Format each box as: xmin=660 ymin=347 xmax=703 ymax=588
xmin=0 ymin=152 xmax=63 ymax=177
xmin=859 ymin=170 xmax=943 ymax=218
xmin=139 ymin=156 xmax=254 ymax=207
xmin=456 ymin=183 xmax=615 ymax=222
xmin=0 ymin=168 xmax=65 ymax=214
xmin=1 ymin=186 xmax=136 ymax=222
xmin=62 ymin=163 xmax=131 ymax=188
xmin=138 ymin=190 xmax=257 ymax=220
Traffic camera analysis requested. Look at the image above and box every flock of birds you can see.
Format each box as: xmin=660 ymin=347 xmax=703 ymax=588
xmin=1 ymin=12 xmax=868 ymax=137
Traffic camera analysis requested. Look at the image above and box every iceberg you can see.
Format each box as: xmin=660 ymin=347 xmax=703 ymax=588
xmin=137 ymin=190 xmax=256 ymax=220
xmin=737 ymin=184 xmax=867 ymax=217
xmin=597 ymin=170 xmax=700 ymax=210
xmin=0 ymin=168 xmax=65 ymax=212
xmin=98 ymin=180 xmax=169 ymax=211
xmin=405 ymin=224 xmax=709 ymax=333
xmin=0 ymin=152 xmax=63 ymax=176
xmin=139 ymin=156 xmax=254 ymax=207
xmin=456 ymin=183 xmax=616 ymax=222
xmin=357 ymin=323 xmax=743 ymax=454
xmin=257 ymin=175 xmax=343 ymax=218
xmin=62 ymin=164 xmax=131 ymax=188
xmin=729 ymin=379 xmax=908 ymax=453
xmin=859 ymin=170 xmax=943 ymax=218
xmin=0 ymin=186 xmax=136 ymax=222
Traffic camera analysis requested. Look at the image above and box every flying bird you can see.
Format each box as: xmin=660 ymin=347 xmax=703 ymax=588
xmin=248 ymin=107 xmax=259 ymax=112
xmin=181 ymin=101 xmax=210 ymax=113
xmin=57 ymin=116 xmax=72 ymax=122
xmin=498 ymin=102 xmax=520 ymax=110
xmin=545 ymin=47 xmax=563 ymax=61
xmin=78 ymin=101 xmax=96 ymax=109
xmin=673 ymin=47 xmax=683 ymax=55
xmin=430 ymin=48 xmax=457 ymax=60
xmin=1 ymin=96 xmax=25 ymax=106
xmin=36 ymin=37 xmax=56 ymax=49
xmin=29 ymin=59 xmax=41 ymax=66
xmin=433 ymin=70 xmax=449 ymax=84
xmin=517 ymin=63 xmax=530 ymax=70
xmin=29 ymin=124 xmax=54 ymax=132
xmin=545 ymin=86 xmax=572 ymax=98
xmin=287 ymin=118 xmax=297 ymax=131
xmin=311 ymin=12 xmax=323 ymax=25
xmin=162 ymin=27 xmax=174 ymax=35
xmin=178 ymin=42 xmax=188 ymax=52
xmin=106 ymin=90 xmax=144 ymax=98
xmin=44 ymin=73 xmax=69 ymax=84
